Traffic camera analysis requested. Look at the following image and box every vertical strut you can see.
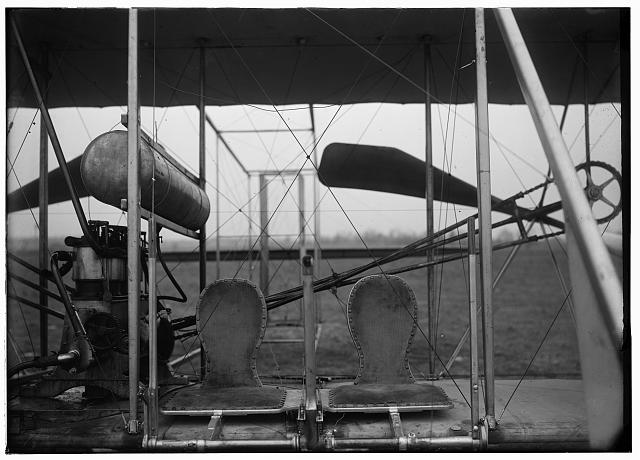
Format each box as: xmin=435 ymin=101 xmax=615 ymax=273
xmin=147 ymin=216 xmax=158 ymax=440
xmin=247 ymin=173 xmax=253 ymax=281
xmin=38 ymin=46 xmax=49 ymax=358
xmin=467 ymin=217 xmax=480 ymax=435
xmin=309 ymin=104 xmax=321 ymax=321
xmin=215 ymin=136 xmax=221 ymax=280
xmin=199 ymin=46 xmax=207 ymax=380
xmin=423 ymin=40 xmax=436 ymax=378
xmin=126 ymin=7 xmax=141 ymax=433
xmin=474 ymin=7 xmax=496 ymax=428
xmin=199 ymin=45 xmax=207 ymax=289
xmin=259 ymin=174 xmax=270 ymax=295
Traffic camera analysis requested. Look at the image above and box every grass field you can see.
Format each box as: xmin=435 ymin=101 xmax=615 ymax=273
xmin=9 ymin=236 xmax=619 ymax=383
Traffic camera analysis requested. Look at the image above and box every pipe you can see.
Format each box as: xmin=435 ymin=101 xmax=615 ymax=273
xmin=126 ymin=7 xmax=141 ymax=434
xmin=308 ymin=104 xmax=321 ymax=311
xmin=328 ymin=435 xmax=477 ymax=451
xmin=147 ymin=217 xmax=159 ymax=440
xmin=302 ymin=255 xmax=318 ymax=448
xmin=467 ymin=217 xmax=480 ymax=434
xmin=50 ymin=253 xmax=86 ymax=335
xmin=147 ymin=437 xmax=299 ymax=451
xmin=424 ymin=40 xmax=436 ymax=377
xmin=199 ymin=45 xmax=207 ymax=289
xmin=494 ymin=8 xmax=623 ymax=347
xmin=259 ymin=174 xmax=270 ymax=295
xmin=168 ymin=348 xmax=200 ymax=369
xmin=474 ymin=8 xmax=495 ymax=428
xmin=7 ymin=350 xmax=80 ymax=378
xmin=38 ymin=44 xmax=49 ymax=359
xmin=10 ymin=15 xmax=99 ymax=252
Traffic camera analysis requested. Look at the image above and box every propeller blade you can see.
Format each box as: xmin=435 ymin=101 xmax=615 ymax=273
xmin=318 ymin=143 xmax=563 ymax=228
xmin=319 ymin=143 xmax=482 ymax=207
xmin=7 ymin=155 xmax=88 ymax=213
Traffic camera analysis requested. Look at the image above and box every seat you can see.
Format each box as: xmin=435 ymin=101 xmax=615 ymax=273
xmin=161 ymin=279 xmax=288 ymax=415
xmin=327 ymin=274 xmax=451 ymax=412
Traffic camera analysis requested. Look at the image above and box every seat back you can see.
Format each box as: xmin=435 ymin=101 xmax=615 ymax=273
xmin=347 ymin=274 xmax=417 ymax=384
xmin=196 ymin=279 xmax=267 ymax=387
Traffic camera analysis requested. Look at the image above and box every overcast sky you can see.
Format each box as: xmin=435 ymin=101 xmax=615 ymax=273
xmin=6 ymin=98 xmax=622 ymax=250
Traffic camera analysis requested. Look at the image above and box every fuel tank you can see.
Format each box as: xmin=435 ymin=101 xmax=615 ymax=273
xmin=80 ymin=130 xmax=210 ymax=230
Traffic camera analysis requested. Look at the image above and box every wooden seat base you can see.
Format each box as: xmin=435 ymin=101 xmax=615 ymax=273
xmin=161 ymin=384 xmax=287 ymax=415
xmin=327 ymin=383 xmax=453 ymax=412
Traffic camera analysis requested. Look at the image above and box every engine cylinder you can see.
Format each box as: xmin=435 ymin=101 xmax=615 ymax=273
xmin=81 ymin=130 xmax=210 ymax=230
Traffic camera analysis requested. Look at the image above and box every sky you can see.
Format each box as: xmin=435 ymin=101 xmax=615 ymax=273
xmin=6 ymin=98 xmax=622 ymax=250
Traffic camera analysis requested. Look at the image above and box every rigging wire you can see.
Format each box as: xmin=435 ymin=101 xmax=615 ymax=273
xmin=206 ymin=17 xmax=473 ymax=406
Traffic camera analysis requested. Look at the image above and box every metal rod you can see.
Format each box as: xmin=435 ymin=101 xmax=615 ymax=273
xmin=309 ymin=105 xmax=321 ymax=309
xmin=467 ymin=217 xmax=480 ymax=436
xmin=147 ymin=217 xmax=158 ymax=440
xmin=204 ymin=113 xmax=249 ymax=175
xmin=199 ymin=45 xmax=207 ymax=291
xmin=423 ymin=40 xmax=436 ymax=377
xmin=217 ymin=128 xmax=310 ymax=134
xmin=10 ymin=15 xmax=96 ymax=250
xmin=247 ymin=173 xmax=253 ymax=281
xmin=126 ymin=7 xmax=141 ymax=434
xmin=38 ymin=45 xmax=49 ymax=358
xmin=583 ymin=40 xmax=591 ymax=174
xmin=495 ymin=8 xmax=623 ymax=347
xmin=148 ymin=437 xmax=299 ymax=451
xmin=7 ymin=293 xmax=64 ymax=320
xmin=8 ymin=273 xmax=63 ymax=303
xmin=302 ymin=255 xmax=318 ymax=448
xmin=215 ymin=136 xmax=221 ymax=280
xmin=168 ymin=348 xmax=200 ymax=369
xmin=259 ymin=174 xmax=270 ymax=295
xmin=329 ymin=435 xmax=476 ymax=451
xmin=199 ymin=46 xmax=208 ymax=382
xmin=298 ymin=175 xmax=306 ymax=281
xmin=474 ymin=7 xmax=495 ymax=428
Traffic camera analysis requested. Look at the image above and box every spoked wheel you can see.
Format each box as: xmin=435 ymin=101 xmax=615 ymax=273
xmin=575 ymin=161 xmax=622 ymax=224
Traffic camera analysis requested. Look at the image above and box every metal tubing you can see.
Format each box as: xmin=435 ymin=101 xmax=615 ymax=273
xmin=126 ymin=7 xmax=141 ymax=433
xmin=215 ymin=136 xmax=221 ymax=280
xmin=199 ymin=46 xmax=207 ymax=290
xmin=168 ymin=348 xmax=200 ymax=369
xmin=424 ymin=41 xmax=436 ymax=377
xmin=10 ymin=16 xmax=96 ymax=249
xmin=148 ymin=437 xmax=299 ymax=451
xmin=494 ymin=8 xmax=623 ymax=347
xmin=204 ymin=113 xmax=249 ymax=175
xmin=329 ymin=435 xmax=476 ymax=451
xmin=302 ymin=256 xmax=317 ymax=410
xmin=259 ymin=174 xmax=270 ymax=295
xmin=147 ymin=217 xmax=158 ymax=440
xmin=467 ymin=217 xmax=480 ymax=435
xmin=38 ymin=45 xmax=49 ymax=358
xmin=7 ymin=293 xmax=64 ymax=320
xmin=298 ymin=175 xmax=306 ymax=273
xmin=247 ymin=174 xmax=253 ymax=281
xmin=309 ymin=105 xmax=321 ymax=288
xmin=302 ymin=255 xmax=318 ymax=448
xmin=474 ymin=8 xmax=495 ymax=427
xmin=198 ymin=47 xmax=208 ymax=382
xmin=583 ymin=41 xmax=591 ymax=172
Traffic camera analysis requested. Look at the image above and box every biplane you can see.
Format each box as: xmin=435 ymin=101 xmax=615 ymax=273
xmin=5 ymin=6 xmax=628 ymax=452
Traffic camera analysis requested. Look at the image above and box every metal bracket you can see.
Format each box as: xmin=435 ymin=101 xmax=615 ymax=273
xmin=388 ymin=407 xmax=406 ymax=451
xmin=207 ymin=411 xmax=223 ymax=440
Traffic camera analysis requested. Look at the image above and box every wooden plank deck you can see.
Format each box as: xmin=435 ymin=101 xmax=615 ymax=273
xmin=7 ymin=378 xmax=589 ymax=452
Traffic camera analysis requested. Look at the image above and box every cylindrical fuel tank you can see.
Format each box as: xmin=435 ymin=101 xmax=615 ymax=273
xmin=81 ymin=130 xmax=210 ymax=230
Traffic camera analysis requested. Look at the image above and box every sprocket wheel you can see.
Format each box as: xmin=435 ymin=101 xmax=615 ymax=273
xmin=575 ymin=161 xmax=622 ymax=224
